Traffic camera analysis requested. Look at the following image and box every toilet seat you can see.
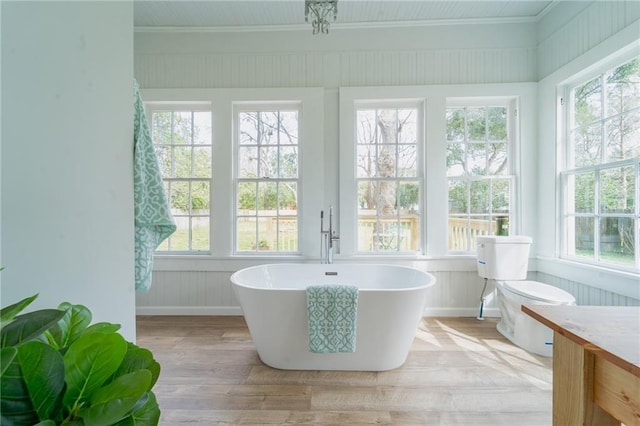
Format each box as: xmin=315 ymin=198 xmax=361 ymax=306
xmin=500 ymin=280 xmax=576 ymax=304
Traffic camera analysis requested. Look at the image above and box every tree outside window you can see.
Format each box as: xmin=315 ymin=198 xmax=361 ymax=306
xmin=564 ymin=57 xmax=640 ymax=269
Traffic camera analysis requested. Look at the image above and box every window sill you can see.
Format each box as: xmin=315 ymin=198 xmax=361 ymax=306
xmin=536 ymin=256 xmax=640 ymax=301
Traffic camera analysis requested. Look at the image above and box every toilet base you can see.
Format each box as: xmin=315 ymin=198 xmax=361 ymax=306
xmin=496 ymin=318 xmax=553 ymax=357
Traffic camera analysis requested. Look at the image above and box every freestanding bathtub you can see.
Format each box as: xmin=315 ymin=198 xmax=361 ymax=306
xmin=230 ymin=263 xmax=435 ymax=371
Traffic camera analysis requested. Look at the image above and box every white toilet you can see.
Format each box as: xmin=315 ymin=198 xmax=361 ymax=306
xmin=476 ymin=235 xmax=576 ymax=357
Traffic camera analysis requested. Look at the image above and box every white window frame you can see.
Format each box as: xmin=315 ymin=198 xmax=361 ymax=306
xmin=340 ymin=84 xmax=534 ymax=259
xmin=559 ymin=53 xmax=640 ymax=273
xmin=145 ymin=102 xmax=213 ymax=254
xmin=233 ymin=102 xmax=303 ymax=255
xmin=446 ymin=98 xmax=518 ymax=254
xmin=141 ymin=88 xmax=324 ymax=260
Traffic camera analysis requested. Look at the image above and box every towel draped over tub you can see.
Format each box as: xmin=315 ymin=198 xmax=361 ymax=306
xmin=133 ymin=79 xmax=176 ymax=292
xmin=306 ymin=285 xmax=359 ymax=353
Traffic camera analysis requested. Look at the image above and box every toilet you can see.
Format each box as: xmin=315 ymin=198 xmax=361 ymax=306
xmin=476 ymin=235 xmax=576 ymax=357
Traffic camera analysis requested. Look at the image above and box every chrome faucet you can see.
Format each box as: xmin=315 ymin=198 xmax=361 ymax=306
xmin=320 ymin=206 xmax=339 ymax=264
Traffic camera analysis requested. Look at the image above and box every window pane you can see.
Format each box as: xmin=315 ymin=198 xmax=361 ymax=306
xmin=448 ymin=180 xmax=467 ymax=214
xmin=605 ymin=111 xmax=640 ymax=161
xmin=446 ymin=108 xmax=465 ymax=141
xmin=605 ymin=58 xmax=640 ymax=116
xmin=398 ymin=144 xmax=417 ymax=177
xmin=151 ymin=111 xmax=172 ymax=144
xmin=277 ymin=218 xmax=297 ymax=251
xmin=377 ymin=181 xmax=398 ymax=216
xmin=399 ymin=181 xmax=419 ymax=213
xmin=193 ymin=111 xmax=211 ymax=145
xmin=377 ymin=109 xmax=398 ymax=144
xmin=487 ymin=107 xmax=507 ymax=141
xmin=170 ymin=181 xmax=190 ymax=212
xmin=259 ymin=146 xmax=278 ymax=178
xmin=467 ymin=143 xmax=487 ymax=175
xmin=491 ymin=179 xmax=510 ymax=213
xmin=238 ymin=147 xmax=258 ymax=178
xmin=357 ymin=110 xmax=376 ymax=144
xmin=279 ymin=146 xmax=298 ymax=178
xmin=237 ymin=182 xmax=256 ymax=212
xmin=191 ymin=218 xmax=210 ymax=251
xmin=470 ymin=180 xmax=489 ymax=214
xmin=168 ymin=216 xmax=190 ymax=250
xmin=357 ymin=145 xmax=377 ymax=177
xmin=487 ymin=143 xmax=508 ymax=175
xmin=572 ymin=124 xmax=602 ymax=167
xmin=191 ymin=181 xmax=210 ymax=213
xmin=279 ymin=111 xmax=299 ymax=145
xmin=377 ymin=146 xmax=397 ymax=178
xmin=154 ymin=146 xmax=170 ymax=177
xmin=448 ymin=216 xmax=468 ymax=251
xmin=573 ymin=77 xmax=602 ymax=127
xmin=466 ymin=107 xmax=486 ymax=141
xmin=173 ymin=146 xmax=191 ymax=178
xmin=173 ymin=112 xmax=192 ymax=144
xmin=358 ymin=180 xmax=377 ymax=212
xmin=600 ymin=166 xmax=635 ymax=214
xmin=239 ymin=112 xmax=258 ymax=145
xmin=574 ymin=216 xmax=595 ymax=259
xmin=398 ymin=109 xmax=417 ymax=144
xmin=600 ymin=217 xmax=635 ymax=265
xmin=257 ymin=182 xmax=277 ymax=211
xmin=193 ymin=147 xmax=211 ymax=178
xmin=573 ymin=172 xmax=595 ymax=213
xmin=446 ymin=143 xmax=465 ymax=177
xmin=278 ymin=182 xmax=297 ymax=213
xmin=237 ymin=217 xmax=256 ymax=251
xmin=260 ymin=112 xmax=279 ymax=145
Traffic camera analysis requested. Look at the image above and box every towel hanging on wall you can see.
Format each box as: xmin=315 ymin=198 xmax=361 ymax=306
xmin=133 ymin=79 xmax=176 ymax=292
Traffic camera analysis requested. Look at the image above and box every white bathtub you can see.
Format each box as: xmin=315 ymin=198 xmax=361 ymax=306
xmin=230 ymin=263 xmax=436 ymax=371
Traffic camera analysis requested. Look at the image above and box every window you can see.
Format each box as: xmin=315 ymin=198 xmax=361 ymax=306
xmin=149 ymin=105 xmax=212 ymax=252
xmin=354 ymin=103 xmax=422 ymax=253
xmin=446 ymin=101 xmax=515 ymax=252
xmin=562 ymin=56 xmax=640 ymax=270
xmin=234 ymin=105 xmax=301 ymax=253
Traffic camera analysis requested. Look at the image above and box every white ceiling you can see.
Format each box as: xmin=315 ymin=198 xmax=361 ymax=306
xmin=134 ymin=0 xmax=558 ymax=31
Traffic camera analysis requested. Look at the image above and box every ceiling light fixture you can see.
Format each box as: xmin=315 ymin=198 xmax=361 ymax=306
xmin=305 ymin=0 xmax=337 ymax=34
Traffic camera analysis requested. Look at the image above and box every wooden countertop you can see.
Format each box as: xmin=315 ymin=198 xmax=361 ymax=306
xmin=522 ymin=305 xmax=640 ymax=378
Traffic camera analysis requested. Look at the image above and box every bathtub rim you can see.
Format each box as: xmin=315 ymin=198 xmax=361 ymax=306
xmin=229 ymin=262 xmax=436 ymax=291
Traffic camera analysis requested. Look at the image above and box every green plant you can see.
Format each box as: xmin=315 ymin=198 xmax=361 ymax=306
xmin=0 ymin=294 xmax=161 ymax=425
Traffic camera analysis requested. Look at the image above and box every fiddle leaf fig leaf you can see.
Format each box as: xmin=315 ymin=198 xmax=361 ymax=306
xmin=113 ymin=391 xmax=160 ymax=426
xmin=0 ymin=347 xmax=17 ymax=376
xmin=46 ymin=303 xmax=92 ymax=349
xmin=1 ymin=309 xmax=66 ymax=348
xmin=0 ymin=294 xmax=38 ymax=329
xmin=79 ymin=370 xmax=151 ymax=426
xmin=63 ymin=333 xmax=127 ymax=408
xmin=115 ymin=343 xmax=161 ymax=390
xmin=0 ymin=346 xmax=39 ymax=426
xmin=17 ymin=341 xmax=65 ymax=421
xmin=82 ymin=322 xmax=122 ymax=337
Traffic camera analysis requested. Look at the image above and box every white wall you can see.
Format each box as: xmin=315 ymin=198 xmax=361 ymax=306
xmin=1 ymin=2 xmax=137 ymax=339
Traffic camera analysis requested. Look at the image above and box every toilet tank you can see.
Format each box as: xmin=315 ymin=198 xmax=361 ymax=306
xmin=476 ymin=236 xmax=533 ymax=280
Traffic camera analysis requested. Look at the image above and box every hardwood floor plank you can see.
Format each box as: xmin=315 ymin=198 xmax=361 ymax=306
xmin=137 ymin=316 xmax=553 ymax=425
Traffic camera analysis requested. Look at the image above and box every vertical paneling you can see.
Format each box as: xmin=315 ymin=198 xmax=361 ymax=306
xmin=137 ymin=270 xmax=639 ymax=315
xmin=537 ymin=1 xmax=640 ymax=79
xmin=135 ymin=47 xmax=537 ymax=89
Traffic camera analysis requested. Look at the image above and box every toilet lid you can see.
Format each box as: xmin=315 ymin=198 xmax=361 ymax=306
xmin=501 ymin=280 xmax=576 ymax=304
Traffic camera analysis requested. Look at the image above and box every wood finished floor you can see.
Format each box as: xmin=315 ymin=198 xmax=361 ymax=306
xmin=136 ymin=316 xmax=553 ymax=425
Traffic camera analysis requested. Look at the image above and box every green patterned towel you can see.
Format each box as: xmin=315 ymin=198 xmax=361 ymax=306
xmin=134 ymin=80 xmax=176 ymax=292
xmin=306 ymin=285 xmax=358 ymax=353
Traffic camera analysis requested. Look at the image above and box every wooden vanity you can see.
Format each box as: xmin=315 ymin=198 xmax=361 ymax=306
xmin=523 ymin=305 xmax=640 ymax=426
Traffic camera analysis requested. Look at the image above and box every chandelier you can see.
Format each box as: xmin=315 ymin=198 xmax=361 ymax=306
xmin=305 ymin=0 xmax=338 ymax=34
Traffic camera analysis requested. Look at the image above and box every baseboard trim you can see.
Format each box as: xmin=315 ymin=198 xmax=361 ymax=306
xmin=136 ymin=305 xmax=499 ymax=318
xmin=136 ymin=306 xmax=243 ymax=316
